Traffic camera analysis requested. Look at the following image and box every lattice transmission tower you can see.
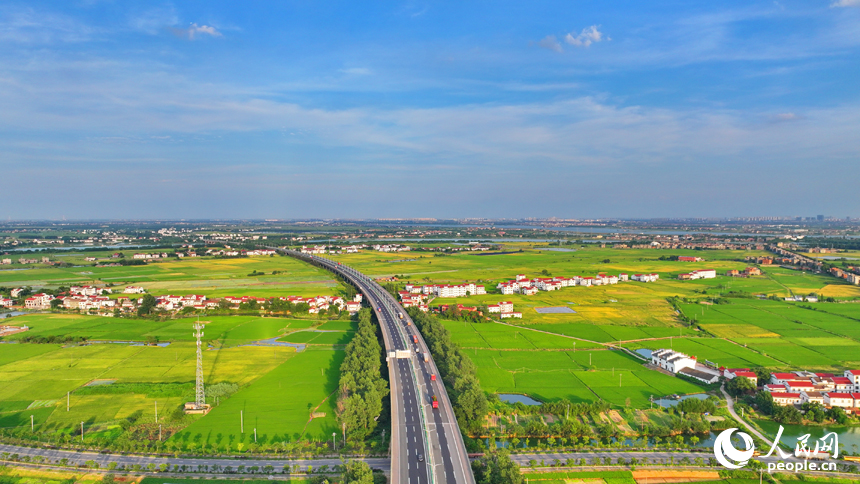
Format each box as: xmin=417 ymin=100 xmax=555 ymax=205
xmin=193 ymin=321 xmax=206 ymax=408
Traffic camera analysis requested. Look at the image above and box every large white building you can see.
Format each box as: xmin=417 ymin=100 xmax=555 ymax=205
xmin=651 ymin=349 xmax=696 ymax=373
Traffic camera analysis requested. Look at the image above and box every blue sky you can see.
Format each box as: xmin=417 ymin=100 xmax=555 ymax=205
xmin=2 ymin=1 xmax=859 ymax=219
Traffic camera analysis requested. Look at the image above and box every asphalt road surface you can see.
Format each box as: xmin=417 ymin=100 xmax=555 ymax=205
xmin=286 ymin=251 xmax=474 ymax=484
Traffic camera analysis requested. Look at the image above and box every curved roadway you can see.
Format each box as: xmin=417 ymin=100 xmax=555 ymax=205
xmin=284 ymin=250 xmax=474 ymax=484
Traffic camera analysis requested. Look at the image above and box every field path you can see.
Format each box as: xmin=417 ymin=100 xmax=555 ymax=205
xmin=492 ymin=320 xmax=608 ymax=347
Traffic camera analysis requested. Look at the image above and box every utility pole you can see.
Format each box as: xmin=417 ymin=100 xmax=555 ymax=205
xmin=254 ymin=428 xmax=257 ymax=443
xmin=67 ymin=392 xmax=69 ymax=412
xmin=241 ymin=410 xmax=244 ymax=433
xmin=81 ymin=422 xmax=84 ymax=442
xmin=30 ymin=415 xmax=33 ymax=431
xmin=155 ymin=400 xmax=158 ymax=423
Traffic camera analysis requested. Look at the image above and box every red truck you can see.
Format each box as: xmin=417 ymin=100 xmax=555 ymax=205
xmin=431 ymin=374 xmax=436 ymax=381
xmin=412 ymin=335 xmax=418 ymax=344
xmin=432 ymin=396 xmax=439 ymax=409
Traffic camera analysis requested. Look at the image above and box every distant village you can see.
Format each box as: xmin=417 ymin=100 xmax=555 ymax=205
xmin=2 ymin=285 xmax=363 ymax=317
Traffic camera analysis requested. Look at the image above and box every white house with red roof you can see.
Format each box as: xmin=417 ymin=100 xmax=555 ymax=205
xmin=521 ymin=286 xmax=539 ymax=296
xmin=786 ymin=381 xmax=816 ymax=393
xmin=25 ymin=293 xmax=54 ymax=309
xmin=771 ymin=392 xmax=802 ymax=405
xmin=487 ymin=304 xmax=501 ymax=313
xmin=824 ymin=392 xmax=856 ymax=408
xmin=771 ymin=372 xmax=800 ymax=385
xmin=845 ymin=370 xmax=860 ymax=390
xmin=763 ymin=384 xmax=784 ymax=393
xmin=0 ymin=297 xmax=14 ymax=307
xmin=123 ymin=286 xmax=146 ymax=294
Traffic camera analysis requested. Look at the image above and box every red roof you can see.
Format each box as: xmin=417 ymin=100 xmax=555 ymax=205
xmin=772 ymin=392 xmax=801 ymax=399
xmin=735 ymin=371 xmax=757 ymax=379
xmin=826 ymin=392 xmax=854 ymax=399
xmin=816 ymin=373 xmax=835 ymax=378
xmin=787 ymin=381 xmax=815 ymax=388
xmin=833 ymin=377 xmax=852 ymax=384
xmin=847 ymin=370 xmax=860 ymax=375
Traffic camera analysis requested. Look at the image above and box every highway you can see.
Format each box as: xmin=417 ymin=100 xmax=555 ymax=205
xmin=283 ymin=250 xmax=474 ymax=484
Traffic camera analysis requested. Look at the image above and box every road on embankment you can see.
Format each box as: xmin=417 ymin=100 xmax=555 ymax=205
xmin=283 ymin=250 xmax=474 ymax=484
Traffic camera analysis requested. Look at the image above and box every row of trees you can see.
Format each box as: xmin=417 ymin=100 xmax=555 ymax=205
xmin=407 ymin=307 xmax=488 ymax=434
xmin=337 ymin=308 xmax=389 ymax=442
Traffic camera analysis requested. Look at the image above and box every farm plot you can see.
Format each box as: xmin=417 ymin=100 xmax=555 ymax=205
xmin=469 ymin=348 xmax=700 ymax=407
xmin=171 ymin=349 xmax=344 ymax=447
xmin=442 ymin=321 xmax=603 ymax=350
xmin=0 ymin=341 xmax=294 ymax=433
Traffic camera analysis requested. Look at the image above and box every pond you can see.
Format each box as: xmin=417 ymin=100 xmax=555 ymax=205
xmin=540 ymin=248 xmax=577 ymax=252
xmin=0 ymin=311 xmax=28 ymax=317
xmin=498 ymin=394 xmax=542 ymax=406
xmin=756 ymin=420 xmax=860 ymax=455
xmin=636 ymin=348 xmax=653 ymax=359
xmin=654 ymin=393 xmax=709 ymax=408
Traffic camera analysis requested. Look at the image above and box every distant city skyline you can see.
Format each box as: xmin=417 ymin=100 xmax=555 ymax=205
xmin=2 ymin=1 xmax=859 ymax=219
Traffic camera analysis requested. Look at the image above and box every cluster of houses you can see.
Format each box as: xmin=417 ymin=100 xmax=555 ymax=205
xmin=678 ymin=256 xmax=704 ymax=262
xmin=404 ymin=282 xmax=488 ymax=298
xmin=677 ymin=269 xmax=717 ymax=280
xmin=2 ymin=257 xmax=53 ymax=265
xmin=298 ymin=245 xmax=364 ymax=255
xmin=497 ymin=273 xmax=620 ymax=295
xmin=150 ymin=293 xmax=362 ymax=314
xmin=493 ymin=272 xmax=660 ymax=296
xmin=133 ymin=252 xmax=169 ymax=259
xmin=3 ymin=284 xmax=363 ymax=316
xmin=487 ymin=301 xmax=522 ymax=318
xmin=784 ymin=295 xmax=819 ymax=303
xmin=726 ymin=267 xmax=761 ymax=277
xmin=725 ymin=369 xmax=860 ymax=410
xmin=373 ymin=244 xmax=411 ymax=252
xmin=650 ymin=350 xmax=860 ymax=409
xmin=830 ymin=267 xmax=860 ymax=285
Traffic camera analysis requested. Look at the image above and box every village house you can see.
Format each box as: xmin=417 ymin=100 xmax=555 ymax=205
xmin=123 ymin=286 xmax=146 ymax=294
xmin=651 ymin=349 xmax=696 ymax=373
xmin=678 ymin=269 xmax=717 ymax=280
xmin=25 ymin=293 xmax=54 ymax=309
xmin=771 ymin=392 xmax=803 ymax=406
xmin=10 ymin=288 xmax=25 ymax=298
xmin=745 ymin=267 xmax=762 ymax=276
xmin=678 ymin=256 xmax=704 ymax=262
xmin=632 ymin=273 xmax=659 ymax=282
xmin=0 ymin=297 xmax=14 ymax=307
xmin=823 ymin=392 xmax=857 ymax=408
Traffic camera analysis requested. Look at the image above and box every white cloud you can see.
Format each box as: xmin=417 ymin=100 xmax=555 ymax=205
xmin=536 ymin=35 xmax=563 ymax=52
xmin=172 ymin=23 xmax=223 ymax=40
xmin=831 ymin=0 xmax=860 ymax=7
xmin=564 ymin=25 xmax=607 ymax=47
